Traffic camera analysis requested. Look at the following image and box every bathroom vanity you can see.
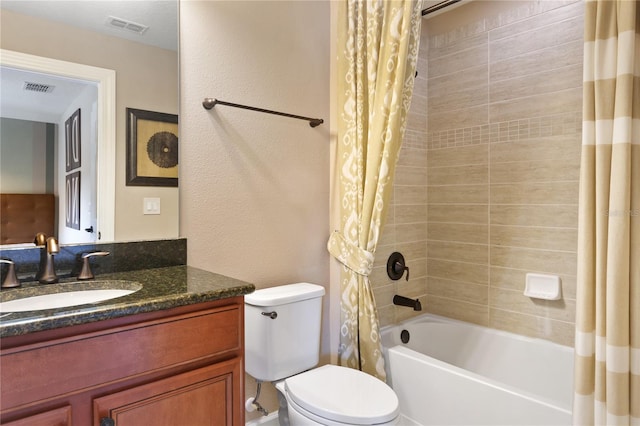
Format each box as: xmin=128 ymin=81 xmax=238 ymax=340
xmin=0 ymin=265 xmax=254 ymax=426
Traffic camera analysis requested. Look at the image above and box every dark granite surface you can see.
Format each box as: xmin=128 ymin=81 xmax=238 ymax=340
xmin=0 ymin=239 xmax=188 ymax=281
xmin=0 ymin=265 xmax=255 ymax=338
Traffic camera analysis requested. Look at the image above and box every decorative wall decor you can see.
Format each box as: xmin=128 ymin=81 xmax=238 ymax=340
xmin=126 ymin=108 xmax=179 ymax=187
xmin=65 ymin=171 xmax=81 ymax=230
xmin=65 ymin=108 xmax=81 ymax=171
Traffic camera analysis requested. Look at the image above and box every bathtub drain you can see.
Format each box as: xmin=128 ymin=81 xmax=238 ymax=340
xmin=400 ymin=329 xmax=410 ymax=344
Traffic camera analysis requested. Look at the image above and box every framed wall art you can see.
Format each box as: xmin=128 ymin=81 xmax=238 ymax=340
xmin=65 ymin=171 xmax=81 ymax=230
xmin=126 ymin=108 xmax=178 ymax=187
xmin=65 ymin=108 xmax=81 ymax=171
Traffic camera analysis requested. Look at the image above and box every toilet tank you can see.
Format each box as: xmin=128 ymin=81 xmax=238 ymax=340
xmin=244 ymin=283 xmax=325 ymax=382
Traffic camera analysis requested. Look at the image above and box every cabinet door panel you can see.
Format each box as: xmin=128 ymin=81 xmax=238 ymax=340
xmin=109 ymin=379 xmax=228 ymax=426
xmin=94 ymin=359 xmax=240 ymax=426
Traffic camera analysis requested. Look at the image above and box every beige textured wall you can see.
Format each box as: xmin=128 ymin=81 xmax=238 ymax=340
xmin=178 ymin=1 xmax=330 ymax=419
xmin=376 ymin=0 xmax=583 ymax=347
xmin=0 ymin=118 xmax=49 ymax=193
xmin=0 ymin=9 xmax=179 ymax=242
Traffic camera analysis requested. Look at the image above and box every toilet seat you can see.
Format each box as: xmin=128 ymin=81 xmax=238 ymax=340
xmin=284 ymin=364 xmax=399 ymax=425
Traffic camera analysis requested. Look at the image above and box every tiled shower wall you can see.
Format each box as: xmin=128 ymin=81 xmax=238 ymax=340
xmin=374 ymin=0 xmax=583 ymax=347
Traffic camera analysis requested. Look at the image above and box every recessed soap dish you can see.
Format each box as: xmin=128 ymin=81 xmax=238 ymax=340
xmin=524 ymin=273 xmax=561 ymax=300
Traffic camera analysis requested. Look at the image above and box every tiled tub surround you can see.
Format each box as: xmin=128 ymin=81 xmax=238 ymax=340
xmin=373 ymin=0 xmax=583 ymax=347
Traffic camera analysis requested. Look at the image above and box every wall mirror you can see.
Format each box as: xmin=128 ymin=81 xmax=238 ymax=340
xmin=0 ymin=0 xmax=179 ymax=247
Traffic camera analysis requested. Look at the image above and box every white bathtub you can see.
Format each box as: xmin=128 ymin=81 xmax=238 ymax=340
xmin=381 ymin=314 xmax=573 ymax=425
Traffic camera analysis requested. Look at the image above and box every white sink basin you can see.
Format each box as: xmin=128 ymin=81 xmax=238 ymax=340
xmin=0 ymin=281 xmax=142 ymax=313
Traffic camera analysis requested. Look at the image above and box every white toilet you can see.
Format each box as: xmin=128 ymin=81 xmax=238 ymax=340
xmin=244 ymin=283 xmax=400 ymax=426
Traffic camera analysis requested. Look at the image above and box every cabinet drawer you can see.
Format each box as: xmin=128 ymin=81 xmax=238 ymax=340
xmin=2 ymin=406 xmax=72 ymax=426
xmin=1 ymin=305 xmax=241 ymax=411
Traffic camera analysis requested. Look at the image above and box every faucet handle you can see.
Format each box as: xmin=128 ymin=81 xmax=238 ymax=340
xmin=394 ymin=262 xmax=410 ymax=281
xmin=34 ymin=232 xmax=47 ymax=246
xmin=0 ymin=259 xmax=21 ymax=288
xmin=46 ymin=236 xmax=59 ymax=255
xmin=78 ymin=251 xmax=110 ymax=280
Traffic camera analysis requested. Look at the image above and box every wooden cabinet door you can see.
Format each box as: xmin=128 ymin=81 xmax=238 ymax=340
xmin=3 ymin=406 xmax=71 ymax=426
xmin=94 ymin=359 xmax=241 ymax=426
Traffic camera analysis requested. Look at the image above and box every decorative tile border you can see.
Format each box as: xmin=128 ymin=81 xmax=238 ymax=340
xmin=403 ymin=128 xmax=428 ymax=150
xmin=427 ymin=111 xmax=581 ymax=150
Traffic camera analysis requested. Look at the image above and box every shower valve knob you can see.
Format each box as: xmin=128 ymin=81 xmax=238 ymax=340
xmin=387 ymin=252 xmax=409 ymax=281
xmin=392 ymin=261 xmax=410 ymax=281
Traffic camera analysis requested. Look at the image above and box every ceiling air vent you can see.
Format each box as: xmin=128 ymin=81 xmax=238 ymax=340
xmin=106 ymin=16 xmax=149 ymax=35
xmin=24 ymin=82 xmax=55 ymax=93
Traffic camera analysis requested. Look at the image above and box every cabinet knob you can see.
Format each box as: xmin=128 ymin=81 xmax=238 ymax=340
xmin=100 ymin=417 xmax=115 ymax=426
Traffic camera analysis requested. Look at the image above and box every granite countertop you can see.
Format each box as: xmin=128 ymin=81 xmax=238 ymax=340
xmin=0 ymin=265 xmax=255 ymax=338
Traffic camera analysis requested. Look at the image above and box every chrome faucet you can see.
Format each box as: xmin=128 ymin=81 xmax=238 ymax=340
xmin=393 ymin=295 xmax=422 ymax=311
xmin=34 ymin=233 xmax=59 ymax=284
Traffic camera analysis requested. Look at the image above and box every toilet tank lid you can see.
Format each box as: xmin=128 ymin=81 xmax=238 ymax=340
xmin=245 ymin=283 xmax=325 ymax=307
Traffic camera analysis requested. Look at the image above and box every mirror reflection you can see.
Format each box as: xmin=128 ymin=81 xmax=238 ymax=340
xmin=1 ymin=66 xmax=100 ymax=246
xmin=0 ymin=0 xmax=179 ymax=247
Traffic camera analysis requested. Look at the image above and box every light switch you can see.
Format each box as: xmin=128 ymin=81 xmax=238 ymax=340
xmin=143 ymin=197 xmax=161 ymax=215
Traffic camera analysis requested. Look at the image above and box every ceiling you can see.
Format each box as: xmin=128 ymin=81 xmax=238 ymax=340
xmin=1 ymin=67 xmax=95 ymax=123
xmin=1 ymin=0 xmax=177 ymax=51
xmin=1 ymin=0 xmax=177 ymax=123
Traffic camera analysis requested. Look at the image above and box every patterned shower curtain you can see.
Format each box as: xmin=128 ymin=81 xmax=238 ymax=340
xmin=573 ymin=0 xmax=639 ymax=424
xmin=327 ymin=0 xmax=421 ymax=381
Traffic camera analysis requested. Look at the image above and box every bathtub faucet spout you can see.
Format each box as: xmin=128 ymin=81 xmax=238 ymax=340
xmin=393 ymin=295 xmax=422 ymax=311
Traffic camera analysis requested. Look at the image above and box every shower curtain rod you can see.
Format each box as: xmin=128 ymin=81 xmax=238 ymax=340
xmin=202 ymin=98 xmax=324 ymax=128
xmin=421 ymin=0 xmax=462 ymax=16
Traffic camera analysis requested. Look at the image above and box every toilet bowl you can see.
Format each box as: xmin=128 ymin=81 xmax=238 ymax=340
xmin=276 ymin=365 xmax=400 ymax=426
xmin=244 ymin=283 xmax=400 ymax=426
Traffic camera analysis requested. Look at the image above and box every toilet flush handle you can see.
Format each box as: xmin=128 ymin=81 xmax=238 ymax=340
xmin=261 ymin=311 xmax=278 ymax=319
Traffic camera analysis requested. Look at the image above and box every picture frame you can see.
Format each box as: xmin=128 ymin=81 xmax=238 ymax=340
xmin=65 ymin=108 xmax=81 ymax=172
xmin=65 ymin=171 xmax=81 ymax=230
xmin=126 ymin=108 xmax=179 ymax=187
